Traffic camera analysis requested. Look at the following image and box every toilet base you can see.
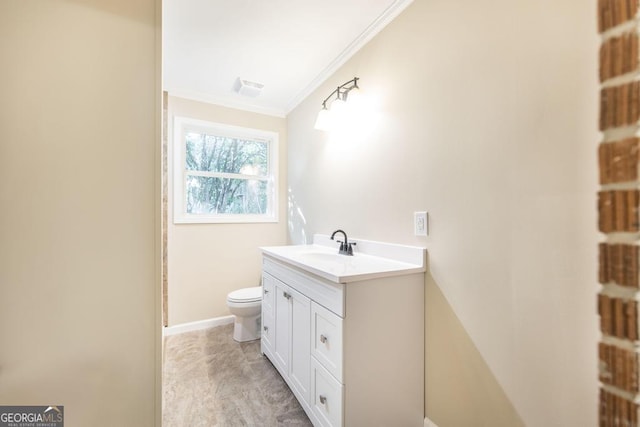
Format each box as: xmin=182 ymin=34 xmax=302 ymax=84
xmin=233 ymin=313 xmax=261 ymax=342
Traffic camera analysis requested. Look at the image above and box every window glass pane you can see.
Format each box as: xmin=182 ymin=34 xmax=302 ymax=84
xmin=185 ymin=133 xmax=268 ymax=176
xmin=174 ymin=117 xmax=278 ymax=223
xmin=186 ymin=175 xmax=267 ymax=215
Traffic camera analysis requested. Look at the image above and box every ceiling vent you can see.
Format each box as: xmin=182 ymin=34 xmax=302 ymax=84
xmin=234 ymin=78 xmax=264 ymax=97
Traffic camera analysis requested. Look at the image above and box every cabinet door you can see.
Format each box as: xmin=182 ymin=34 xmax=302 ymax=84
xmin=274 ymin=282 xmax=291 ymax=372
xmin=262 ymin=273 xmax=275 ymax=314
xmin=261 ymin=274 xmax=276 ymax=355
xmin=261 ymin=310 xmax=275 ymax=356
xmin=289 ymin=286 xmax=311 ymax=405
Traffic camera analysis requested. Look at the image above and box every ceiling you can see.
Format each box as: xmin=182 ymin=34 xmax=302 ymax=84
xmin=163 ymin=0 xmax=413 ymax=117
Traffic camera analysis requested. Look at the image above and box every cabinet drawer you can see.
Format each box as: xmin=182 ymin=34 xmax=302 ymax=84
xmin=311 ymin=357 xmax=343 ymax=427
xmin=311 ymin=302 xmax=343 ymax=382
xmin=262 ymin=272 xmax=276 ymax=315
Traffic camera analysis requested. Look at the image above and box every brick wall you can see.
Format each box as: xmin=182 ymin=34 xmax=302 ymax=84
xmin=598 ymin=1 xmax=640 ymax=424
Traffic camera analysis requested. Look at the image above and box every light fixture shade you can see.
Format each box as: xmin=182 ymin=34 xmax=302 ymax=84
xmin=314 ymin=108 xmax=332 ymax=131
xmin=345 ymin=86 xmax=362 ymax=106
xmin=330 ymin=97 xmax=346 ymax=116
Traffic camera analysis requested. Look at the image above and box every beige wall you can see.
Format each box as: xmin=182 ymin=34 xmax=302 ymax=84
xmin=287 ymin=0 xmax=599 ymax=426
xmin=0 ymin=1 xmax=160 ymax=426
xmin=167 ymin=96 xmax=287 ymax=326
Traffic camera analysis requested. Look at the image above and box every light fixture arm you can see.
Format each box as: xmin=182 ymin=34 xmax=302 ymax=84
xmin=320 ymin=77 xmax=359 ymax=107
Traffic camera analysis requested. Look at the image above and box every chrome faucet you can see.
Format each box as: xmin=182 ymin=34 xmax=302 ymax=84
xmin=330 ymin=229 xmax=356 ymax=255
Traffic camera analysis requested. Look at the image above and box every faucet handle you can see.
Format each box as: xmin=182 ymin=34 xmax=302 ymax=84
xmin=347 ymin=242 xmax=357 ymax=255
xmin=336 ymin=240 xmax=345 ymax=252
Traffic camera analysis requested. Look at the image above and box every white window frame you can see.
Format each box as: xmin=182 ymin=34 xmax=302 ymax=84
xmin=172 ymin=116 xmax=279 ymax=224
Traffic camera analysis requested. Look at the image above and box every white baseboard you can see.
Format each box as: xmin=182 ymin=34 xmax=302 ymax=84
xmin=163 ymin=315 xmax=235 ymax=336
xmin=425 ymin=417 xmax=439 ymax=427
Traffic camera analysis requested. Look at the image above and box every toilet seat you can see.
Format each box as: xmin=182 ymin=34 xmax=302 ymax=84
xmin=227 ymin=286 xmax=262 ymax=303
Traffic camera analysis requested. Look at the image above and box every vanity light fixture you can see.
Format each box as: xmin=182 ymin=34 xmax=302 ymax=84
xmin=313 ymin=77 xmax=360 ymax=131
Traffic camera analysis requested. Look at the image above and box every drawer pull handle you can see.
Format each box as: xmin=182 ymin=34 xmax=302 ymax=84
xmin=283 ymin=292 xmax=291 ymax=300
xmin=320 ymin=334 xmax=328 ymax=344
xmin=319 ymin=395 xmax=327 ymax=405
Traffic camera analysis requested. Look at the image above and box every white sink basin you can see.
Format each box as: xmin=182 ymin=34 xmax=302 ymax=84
xmin=296 ymin=252 xmax=347 ymax=263
xmin=261 ymin=234 xmax=426 ymax=283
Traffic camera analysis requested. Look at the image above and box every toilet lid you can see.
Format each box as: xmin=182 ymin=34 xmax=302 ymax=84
xmin=227 ymin=286 xmax=262 ymax=303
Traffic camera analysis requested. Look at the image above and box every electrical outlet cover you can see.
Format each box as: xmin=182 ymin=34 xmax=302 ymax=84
xmin=414 ymin=211 xmax=427 ymax=236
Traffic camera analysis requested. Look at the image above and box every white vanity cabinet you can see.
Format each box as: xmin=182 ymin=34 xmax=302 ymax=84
xmin=260 ymin=236 xmax=425 ymax=427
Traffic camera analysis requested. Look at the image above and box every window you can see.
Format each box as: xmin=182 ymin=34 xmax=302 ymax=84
xmin=173 ymin=117 xmax=278 ymax=223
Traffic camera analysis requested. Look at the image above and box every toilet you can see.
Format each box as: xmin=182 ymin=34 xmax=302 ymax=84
xmin=226 ymin=286 xmax=262 ymax=342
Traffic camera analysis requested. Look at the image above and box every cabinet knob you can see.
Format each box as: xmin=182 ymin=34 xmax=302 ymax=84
xmin=263 ymin=326 xmax=268 ymax=332
xmin=320 ymin=334 xmax=328 ymax=344
xmin=319 ymin=395 xmax=327 ymax=405
xmin=283 ymin=292 xmax=291 ymax=300
xmin=264 ymin=289 xmax=269 ymax=294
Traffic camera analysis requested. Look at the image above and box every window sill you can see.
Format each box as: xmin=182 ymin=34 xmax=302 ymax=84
xmin=173 ymin=214 xmax=278 ymax=224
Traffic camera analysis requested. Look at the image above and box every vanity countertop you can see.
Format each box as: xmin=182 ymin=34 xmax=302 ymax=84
xmin=261 ymin=234 xmax=426 ymax=283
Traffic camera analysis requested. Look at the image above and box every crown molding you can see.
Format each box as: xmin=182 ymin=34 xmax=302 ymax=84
xmin=284 ymin=0 xmax=414 ymax=114
xmin=165 ymin=88 xmax=287 ymax=118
